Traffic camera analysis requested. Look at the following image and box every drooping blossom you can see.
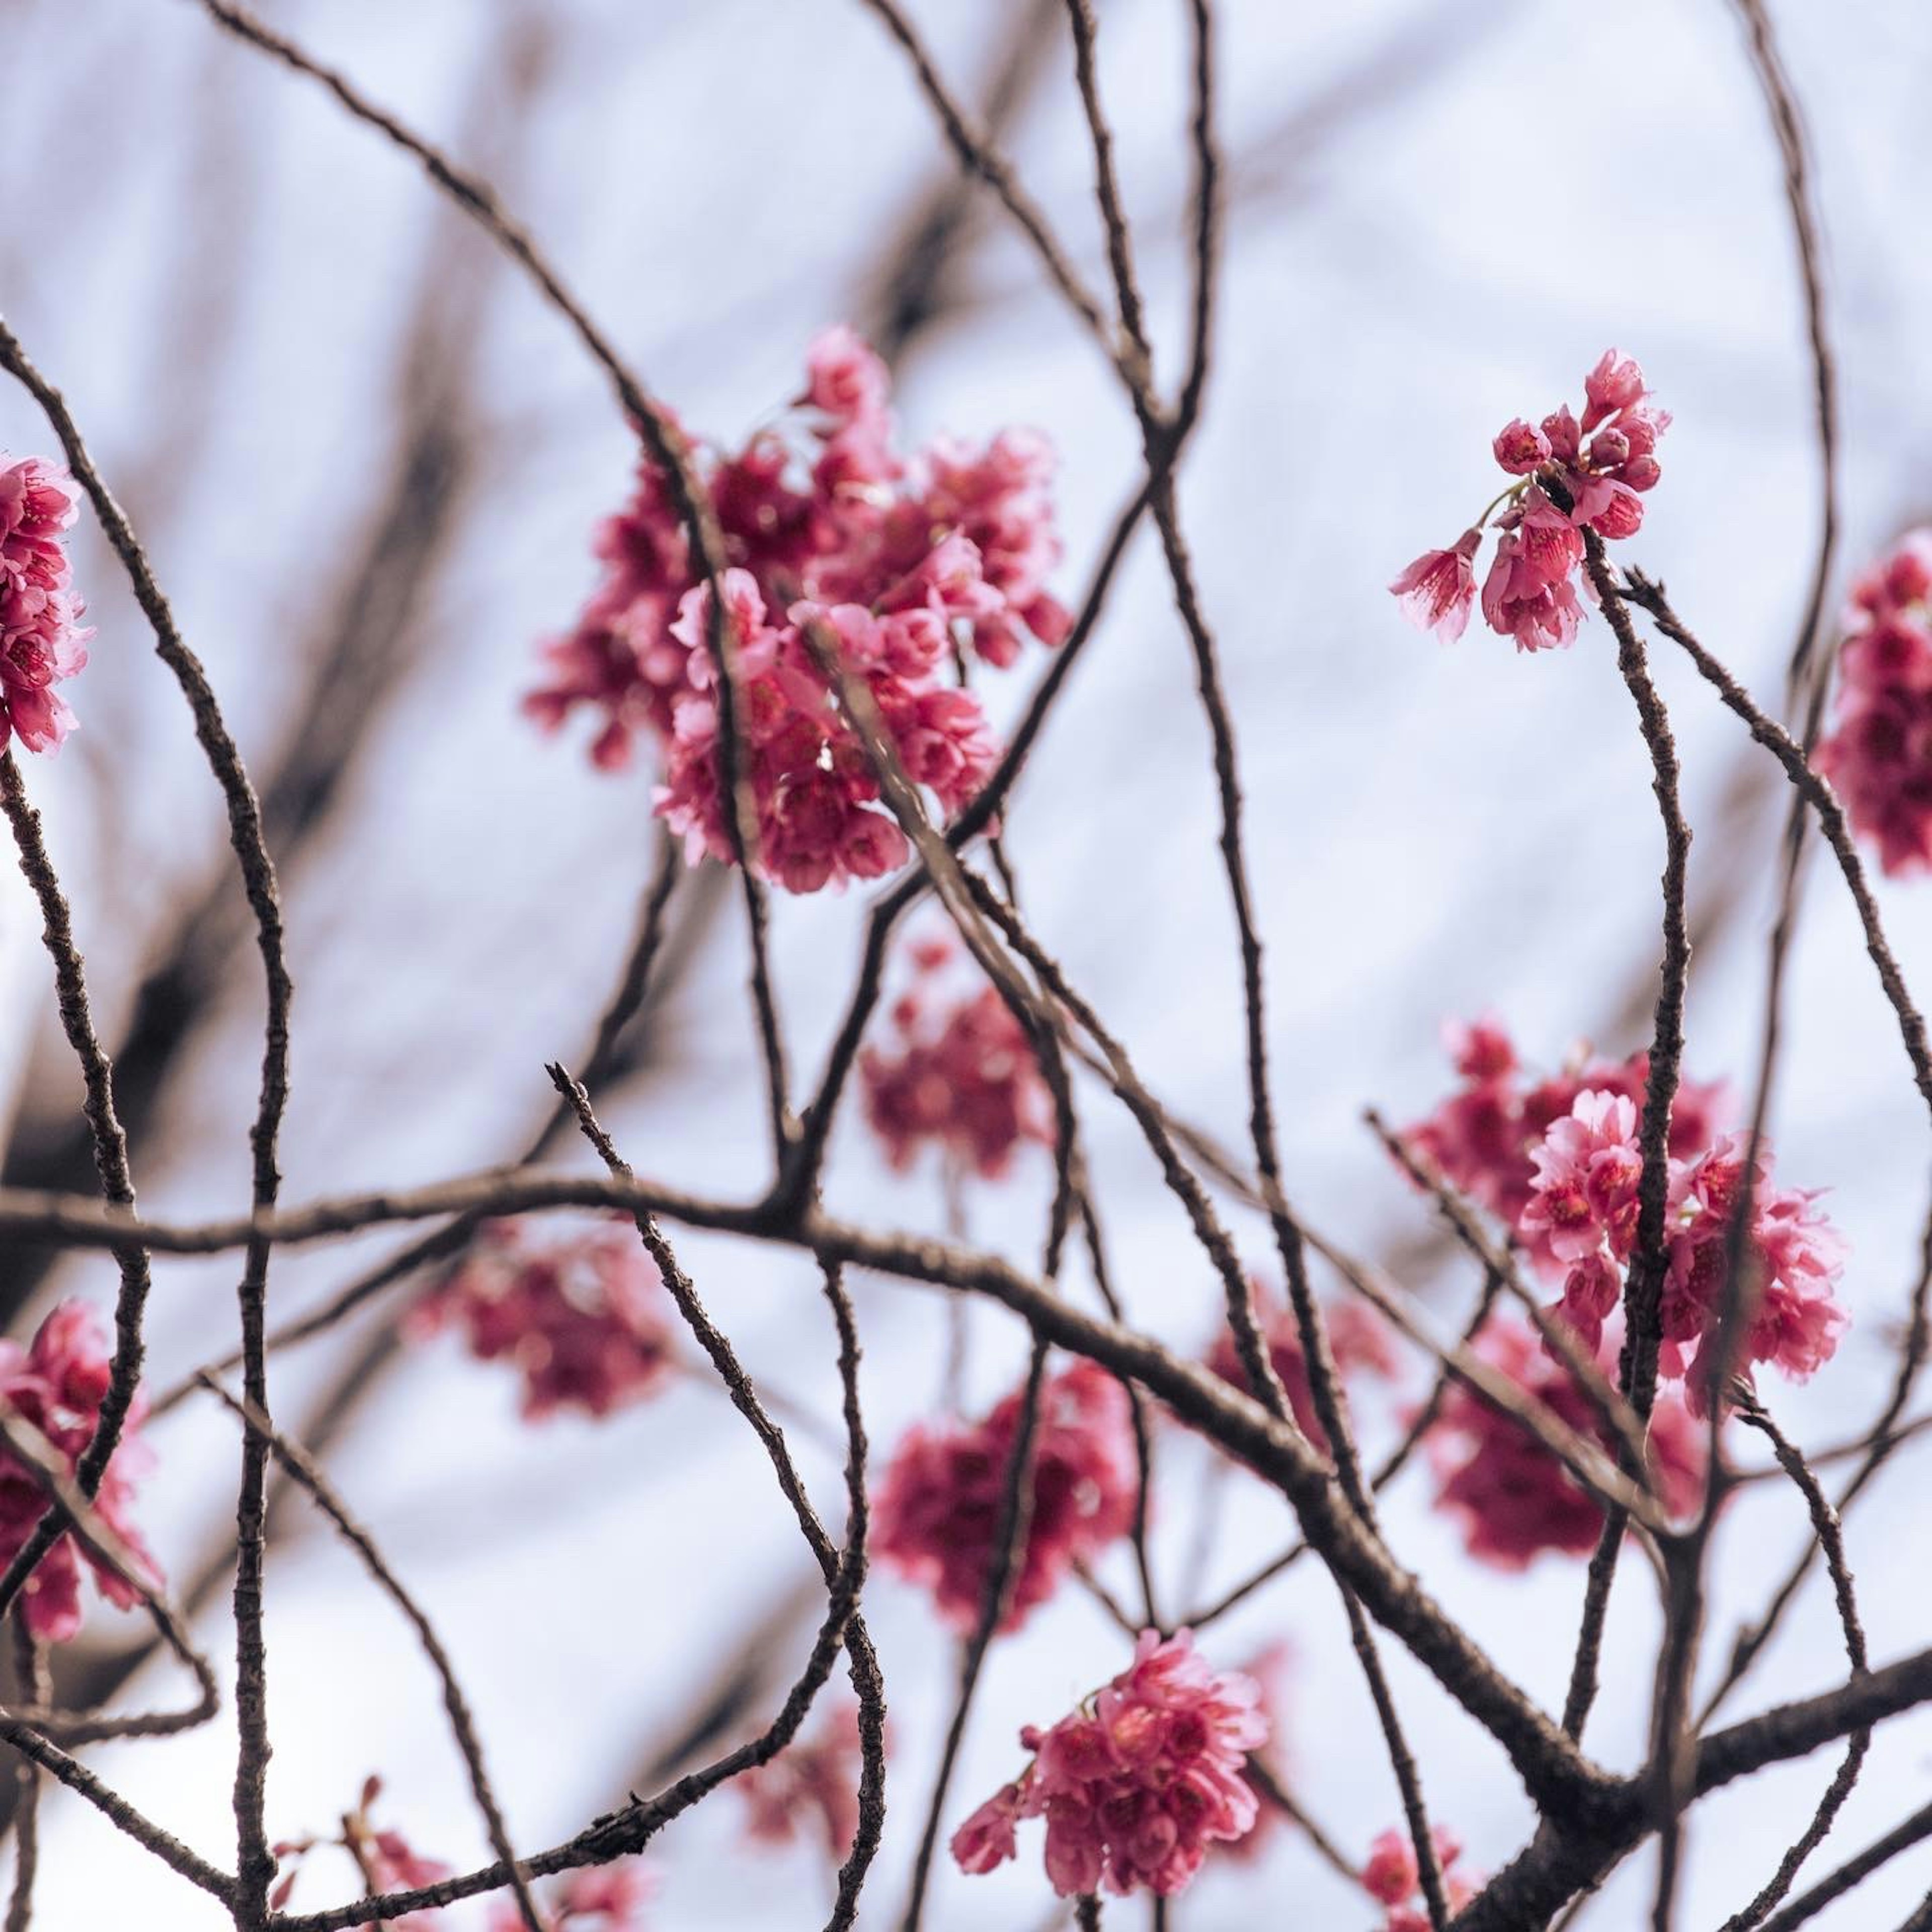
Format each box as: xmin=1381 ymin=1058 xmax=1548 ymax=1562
xmin=0 ymin=457 xmax=92 ymax=754
xmin=950 ymin=1629 xmax=1267 ymax=1898
xmin=491 ymin=1863 xmax=657 ymax=1931
xmin=859 ymin=935 xmax=1053 ymax=1179
xmin=737 ymin=1700 xmax=869 ymax=1863
xmin=1202 ymin=1277 xmax=1400 ymax=1453
xmin=0 ymin=1301 xmax=160 ymax=1643
xmin=1817 ymin=529 xmax=1932 ymax=874
xmin=1426 ymin=1314 xmax=1704 ymax=1569
xmin=1391 ymin=351 xmax=1667 ymax=654
xmin=408 ymin=1220 xmax=677 ymax=1421
xmin=271 ymin=1777 xmax=450 ymax=1927
xmin=527 ymin=328 xmax=1067 ymax=892
xmin=874 ymin=1359 xmax=1138 ymax=1632
xmin=1361 ymin=1824 xmax=1482 ymax=1930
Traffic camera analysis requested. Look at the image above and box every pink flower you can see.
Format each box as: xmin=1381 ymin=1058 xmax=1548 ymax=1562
xmin=859 ymin=939 xmax=1054 ymax=1179
xmin=1365 ymin=1823 xmax=1481 ymax=1929
xmin=0 ymin=1301 xmax=161 ymax=1643
xmin=1389 ymin=530 xmax=1480 ymax=643
xmin=1581 ymin=349 xmax=1647 ymax=432
xmin=952 ymin=1630 xmax=1267 ymax=1898
xmin=273 ymin=1779 xmax=451 ymax=1927
xmin=1202 ymin=1278 xmax=1400 ymax=1454
xmin=0 ymin=458 xmax=91 ymax=755
xmin=409 ymin=1220 xmax=677 ymax=1421
xmin=737 ymin=1701 xmax=868 ymax=1863
xmin=529 ymin=330 xmax=1066 ymax=891
xmin=1426 ymin=1315 xmax=1704 ymax=1569
xmin=1521 ymin=1090 xmax=1643 ymax=1267
xmin=874 ymin=1360 xmax=1138 ymax=1632
xmin=1492 ymin=419 xmax=1551 ymax=476
xmin=1819 ymin=530 xmax=1932 ymax=875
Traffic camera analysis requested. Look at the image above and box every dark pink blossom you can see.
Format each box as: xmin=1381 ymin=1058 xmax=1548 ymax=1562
xmin=0 ymin=1301 xmax=160 ymax=1643
xmin=1388 ymin=530 xmax=1481 ymax=643
xmin=0 ymin=457 xmax=91 ymax=754
xmin=409 ymin=1220 xmax=677 ymax=1421
xmin=1818 ymin=530 xmax=1932 ymax=874
xmin=951 ymin=1629 xmax=1268 ymax=1898
xmin=1202 ymin=1278 xmax=1400 ymax=1453
xmin=874 ymin=1359 xmax=1138 ymax=1632
xmin=528 ymin=329 xmax=1065 ymax=891
xmin=737 ymin=1700 xmax=867 ymax=1863
xmin=859 ymin=937 xmax=1053 ymax=1179
xmin=1363 ymin=1822 xmax=1482 ymax=1929
xmin=1427 ymin=1315 xmax=1705 ymax=1568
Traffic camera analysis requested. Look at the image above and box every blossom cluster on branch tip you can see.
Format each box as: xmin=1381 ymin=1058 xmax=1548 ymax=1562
xmin=1426 ymin=1312 xmax=1705 ymax=1568
xmin=407 ymin=1219 xmax=676 ymax=1421
xmin=950 ymin=1628 xmax=1267 ymax=1898
xmin=860 ymin=933 xmax=1054 ymax=1180
xmin=736 ymin=1699 xmax=871 ymax=1863
xmin=526 ymin=327 xmax=1068 ymax=892
xmin=874 ymin=1358 xmax=1138 ymax=1633
xmin=0 ymin=1301 xmax=160 ymax=1643
xmin=1362 ymin=1824 xmax=1481 ymax=1931
xmin=1389 ymin=350 xmax=1668 ymax=652
xmin=1201 ymin=1276 xmax=1400 ymax=1454
xmin=1817 ymin=529 xmax=1932 ymax=874
xmin=0 ymin=457 xmax=92 ymax=754
xmin=272 ymin=1777 xmax=450 ymax=1924
xmin=1404 ymin=1018 xmax=1844 ymax=1429
xmin=490 ymin=1861 xmax=658 ymax=1931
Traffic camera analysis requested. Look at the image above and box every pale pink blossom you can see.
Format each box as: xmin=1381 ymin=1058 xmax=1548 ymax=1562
xmin=1389 ymin=530 xmax=1481 ymax=643
xmin=272 ymin=1778 xmax=450 ymax=1927
xmin=951 ymin=1630 xmax=1268 ymax=1898
xmin=0 ymin=1301 xmax=160 ymax=1643
xmin=491 ymin=1863 xmax=657 ymax=1931
xmin=874 ymin=1359 xmax=1138 ymax=1632
xmin=737 ymin=1700 xmax=867 ymax=1863
xmin=0 ymin=458 xmax=91 ymax=754
xmin=1521 ymin=1090 xmax=1643 ymax=1267
xmin=409 ymin=1220 xmax=676 ymax=1421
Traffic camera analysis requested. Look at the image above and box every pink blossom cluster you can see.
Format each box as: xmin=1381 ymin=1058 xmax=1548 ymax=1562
xmin=1817 ymin=530 xmax=1932 ymax=874
xmin=1361 ymin=1825 xmax=1481 ymax=1931
xmin=408 ymin=1220 xmax=677 ymax=1421
xmin=1202 ymin=1277 xmax=1399 ymax=1453
xmin=874 ymin=1359 xmax=1138 ymax=1632
xmin=0 ymin=1301 xmax=160 ymax=1643
xmin=0 ymin=457 xmax=92 ymax=754
xmin=527 ymin=328 xmax=1068 ymax=892
xmin=491 ymin=1862 xmax=657 ymax=1931
xmin=272 ymin=1778 xmax=450 ymax=1926
xmin=859 ymin=935 xmax=1054 ymax=1179
xmin=1426 ymin=1314 xmax=1705 ymax=1569
xmin=737 ymin=1700 xmax=867 ymax=1863
xmin=950 ymin=1628 xmax=1267 ymax=1898
xmin=1390 ymin=350 xmax=1668 ymax=652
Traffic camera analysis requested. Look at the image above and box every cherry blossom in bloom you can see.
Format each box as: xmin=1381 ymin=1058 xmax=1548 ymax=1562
xmin=1426 ymin=1314 xmax=1704 ymax=1569
xmin=1817 ymin=529 xmax=1932 ymax=874
xmin=527 ymin=328 xmax=1067 ymax=891
xmin=1361 ymin=1824 xmax=1482 ymax=1930
xmin=950 ymin=1628 xmax=1267 ymax=1898
xmin=0 ymin=457 xmax=92 ymax=754
xmin=0 ymin=1300 xmax=161 ymax=1643
xmin=1391 ymin=351 xmax=1667 ymax=654
xmin=1202 ymin=1277 xmax=1400 ymax=1453
xmin=490 ymin=1861 xmax=657 ymax=1930
xmin=408 ymin=1220 xmax=677 ymax=1421
xmin=874 ymin=1359 xmax=1138 ymax=1632
xmin=271 ymin=1777 xmax=450 ymax=1926
xmin=859 ymin=935 xmax=1054 ymax=1179
xmin=737 ymin=1700 xmax=866 ymax=1863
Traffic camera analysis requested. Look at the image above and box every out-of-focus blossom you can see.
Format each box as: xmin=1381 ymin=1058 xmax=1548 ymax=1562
xmin=490 ymin=1861 xmax=658 ymax=1930
xmin=874 ymin=1359 xmax=1137 ymax=1632
xmin=1425 ymin=1315 xmax=1704 ymax=1569
xmin=1391 ymin=352 xmax=1667 ymax=654
xmin=272 ymin=1778 xmax=450 ymax=1927
xmin=0 ymin=1301 xmax=160 ymax=1643
xmin=0 ymin=457 xmax=91 ymax=754
xmin=528 ymin=329 xmax=1065 ymax=891
xmin=1818 ymin=529 xmax=1932 ymax=874
xmin=951 ymin=1629 xmax=1267 ymax=1898
xmin=1362 ymin=1824 xmax=1482 ymax=1929
xmin=409 ymin=1220 xmax=677 ymax=1421
xmin=1202 ymin=1278 xmax=1399 ymax=1453
xmin=737 ymin=1700 xmax=868 ymax=1864
xmin=859 ymin=935 xmax=1053 ymax=1179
